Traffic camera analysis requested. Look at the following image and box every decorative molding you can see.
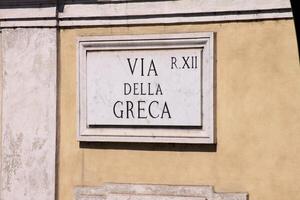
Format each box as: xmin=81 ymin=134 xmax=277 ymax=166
xmin=75 ymin=183 xmax=248 ymax=200
xmin=59 ymin=0 xmax=292 ymax=27
xmin=77 ymin=33 xmax=214 ymax=144
xmin=0 ymin=0 xmax=293 ymax=28
xmin=0 ymin=7 xmax=56 ymax=28
xmin=59 ymin=10 xmax=292 ymax=27
xmin=0 ymin=20 xmax=57 ymax=28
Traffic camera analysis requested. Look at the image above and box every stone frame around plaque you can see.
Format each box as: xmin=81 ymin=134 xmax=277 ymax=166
xmin=77 ymin=32 xmax=214 ymax=143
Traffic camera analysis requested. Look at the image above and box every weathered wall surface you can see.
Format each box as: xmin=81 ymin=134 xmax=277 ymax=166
xmin=0 ymin=28 xmax=57 ymax=200
xmin=58 ymin=20 xmax=299 ymax=200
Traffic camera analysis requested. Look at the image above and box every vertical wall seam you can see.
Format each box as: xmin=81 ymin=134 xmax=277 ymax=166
xmin=55 ymin=1 xmax=60 ymax=199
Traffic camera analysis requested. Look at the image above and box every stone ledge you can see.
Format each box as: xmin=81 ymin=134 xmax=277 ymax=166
xmin=75 ymin=183 xmax=248 ymax=200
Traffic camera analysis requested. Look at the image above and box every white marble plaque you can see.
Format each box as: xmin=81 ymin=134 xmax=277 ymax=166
xmin=87 ymin=48 xmax=202 ymax=127
xmin=78 ymin=33 xmax=214 ymax=143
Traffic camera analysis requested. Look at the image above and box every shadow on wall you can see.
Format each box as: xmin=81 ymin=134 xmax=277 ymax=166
xmin=0 ymin=0 xmax=55 ymax=8
xmin=290 ymin=0 xmax=300 ymax=56
xmin=80 ymin=142 xmax=217 ymax=152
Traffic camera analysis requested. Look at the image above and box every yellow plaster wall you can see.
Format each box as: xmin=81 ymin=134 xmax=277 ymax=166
xmin=58 ymin=20 xmax=300 ymax=200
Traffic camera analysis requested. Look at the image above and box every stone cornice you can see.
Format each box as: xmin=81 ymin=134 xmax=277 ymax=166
xmin=0 ymin=0 xmax=293 ymax=28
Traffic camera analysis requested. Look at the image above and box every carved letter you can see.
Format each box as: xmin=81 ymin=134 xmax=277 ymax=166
xmin=161 ymin=102 xmax=171 ymax=119
xmin=124 ymin=83 xmax=131 ymax=95
xmin=147 ymin=59 xmax=158 ymax=76
xmin=149 ymin=101 xmax=159 ymax=118
xmin=113 ymin=101 xmax=123 ymax=118
xmin=127 ymin=58 xmax=138 ymax=75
